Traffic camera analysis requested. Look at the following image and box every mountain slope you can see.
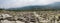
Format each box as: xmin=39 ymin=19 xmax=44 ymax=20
xmin=6 ymin=2 xmax=60 ymax=11
xmin=47 ymin=2 xmax=60 ymax=9
xmin=7 ymin=5 xmax=48 ymax=11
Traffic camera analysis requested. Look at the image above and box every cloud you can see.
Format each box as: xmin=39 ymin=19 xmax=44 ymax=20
xmin=0 ymin=0 xmax=60 ymax=8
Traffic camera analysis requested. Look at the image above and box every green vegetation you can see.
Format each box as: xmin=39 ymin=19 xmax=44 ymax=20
xmin=6 ymin=8 xmax=59 ymax=12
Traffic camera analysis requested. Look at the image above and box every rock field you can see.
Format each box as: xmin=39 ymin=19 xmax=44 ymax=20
xmin=0 ymin=11 xmax=60 ymax=23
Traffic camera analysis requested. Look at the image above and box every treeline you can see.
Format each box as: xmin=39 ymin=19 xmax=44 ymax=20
xmin=6 ymin=8 xmax=59 ymax=12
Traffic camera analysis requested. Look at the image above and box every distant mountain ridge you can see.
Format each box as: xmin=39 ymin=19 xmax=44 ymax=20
xmin=6 ymin=2 xmax=60 ymax=11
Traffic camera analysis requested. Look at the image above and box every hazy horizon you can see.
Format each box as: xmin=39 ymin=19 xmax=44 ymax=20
xmin=0 ymin=0 xmax=60 ymax=9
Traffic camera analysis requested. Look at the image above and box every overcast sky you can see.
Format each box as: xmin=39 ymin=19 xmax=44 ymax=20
xmin=0 ymin=0 xmax=60 ymax=9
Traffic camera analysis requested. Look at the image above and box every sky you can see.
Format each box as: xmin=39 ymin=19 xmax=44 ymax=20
xmin=0 ymin=0 xmax=60 ymax=9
